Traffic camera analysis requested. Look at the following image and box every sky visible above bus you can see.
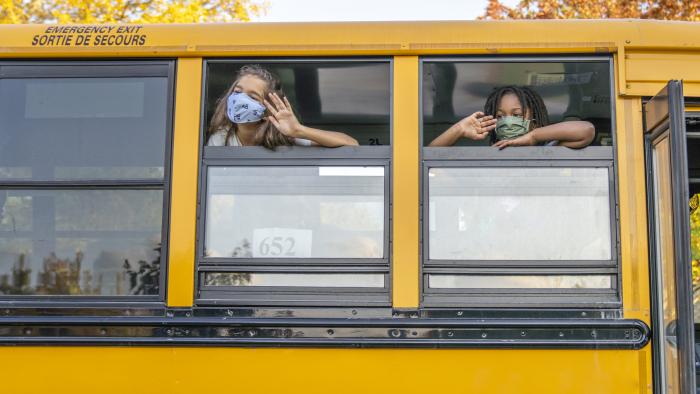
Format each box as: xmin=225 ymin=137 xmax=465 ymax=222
xmin=253 ymin=0 xmax=521 ymax=22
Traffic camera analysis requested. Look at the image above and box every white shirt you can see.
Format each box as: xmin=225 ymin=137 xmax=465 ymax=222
xmin=207 ymin=129 xmax=312 ymax=147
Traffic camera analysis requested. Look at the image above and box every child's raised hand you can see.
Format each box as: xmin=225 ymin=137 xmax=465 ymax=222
xmin=264 ymin=92 xmax=302 ymax=138
xmin=455 ymin=112 xmax=497 ymax=140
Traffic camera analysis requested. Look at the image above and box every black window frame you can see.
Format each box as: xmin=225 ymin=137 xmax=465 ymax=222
xmin=195 ymin=58 xmax=393 ymax=307
xmin=0 ymin=60 xmax=176 ymax=304
xmin=419 ymin=55 xmax=621 ymax=310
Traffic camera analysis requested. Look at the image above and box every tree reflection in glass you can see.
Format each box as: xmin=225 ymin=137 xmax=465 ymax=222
xmin=0 ymin=190 xmax=163 ymax=296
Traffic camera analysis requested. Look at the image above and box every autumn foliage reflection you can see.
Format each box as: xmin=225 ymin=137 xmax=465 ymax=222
xmin=0 ymin=244 xmax=161 ymax=296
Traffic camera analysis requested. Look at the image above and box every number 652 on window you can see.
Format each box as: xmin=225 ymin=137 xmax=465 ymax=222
xmin=252 ymin=228 xmax=313 ymax=258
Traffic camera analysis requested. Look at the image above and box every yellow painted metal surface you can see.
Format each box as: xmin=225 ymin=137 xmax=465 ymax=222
xmin=392 ymin=56 xmax=420 ymax=308
xmin=2 ymin=347 xmax=650 ymax=394
xmin=0 ymin=20 xmax=698 ymax=59
xmin=625 ymin=51 xmax=700 ymax=96
xmin=617 ymin=95 xmax=651 ymax=323
xmin=615 ymin=94 xmax=654 ymax=393
xmin=3 ymin=19 xmax=696 ymax=394
xmin=166 ymin=58 xmax=202 ymax=307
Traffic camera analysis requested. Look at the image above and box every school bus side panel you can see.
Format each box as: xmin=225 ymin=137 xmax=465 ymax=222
xmin=2 ymin=347 xmax=644 ymax=394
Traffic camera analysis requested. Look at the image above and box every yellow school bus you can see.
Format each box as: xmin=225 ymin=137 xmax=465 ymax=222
xmin=0 ymin=20 xmax=699 ymax=394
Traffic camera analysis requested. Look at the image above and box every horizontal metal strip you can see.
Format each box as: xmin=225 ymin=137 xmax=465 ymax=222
xmin=422 ymin=298 xmax=621 ymax=309
xmin=420 ymin=308 xmax=622 ymax=319
xmin=424 ymin=288 xmax=617 ymax=295
xmin=0 ymin=317 xmax=649 ymax=349
xmin=196 ymin=295 xmax=390 ymax=308
xmin=0 ymin=306 xmax=625 ymax=319
xmin=0 ymin=180 xmax=165 ymax=189
xmin=422 ymin=55 xmax=612 ymax=62
xmin=423 ymin=146 xmax=613 ymax=161
xmin=199 ymin=258 xmax=389 ymax=266
xmin=0 ymin=63 xmax=171 ymax=78
xmin=0 ymin=306 xmax=394 ymax=318
xmin=423 ymin=260 xmax=617 ymax=268
xmin=205 ymin=58 xmax=391 ymax=64
xmin=204 ymin=146 xmax=391 ymax=160
xmin=199 ymin=286 xmax=388 ymax=293
xmin=0 ymin=230 xmax=161 ymax=238
xmin=422 ymin=267 xmax=618 ymax=274
xmin=199 ymin=265 xmax=389 ymax=273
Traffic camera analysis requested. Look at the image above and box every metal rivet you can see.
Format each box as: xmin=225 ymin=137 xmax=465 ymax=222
xmin=100 ymin=329 xmax=107 ymax=336
xmin=351 ymin=310 xmax=358 ymax=315
xmin=327 ymin=329 xmax=334 ymax=336
xmin=391 ymin=329 xmax=401 ymax=338
xmin=411 ymin=331 xmax=418 ymax=336
xmin=581 ymin=311 xmax=587 ymax=317
xmin=625 ymin=40 xmax=631 ymax=44
xmin=559 ymin=332 xmax=564 ymax=337
xmin=165 ymin=311 xmax=174 ymax=318
xmin=226 ymin=310 xmax=234 ymax=317
xmin=166 ymin=329 xmax=173 ymax=336
xmin=185 ymin=312 xmax=191 ymax=317
xmin=247 ymin=330 xmax=257 ymax=337
xmin=24 ymin=328 xmax=32 ymax=335
xmin=456 ymin=311 xmax=463 ymax=316
xmin=481 ymin=332 xmax=487 ymax=338
xmin=520 ymin=331 xmax=526 ymax=337
xmin=447 ymin=331 xmax=454 ymax=337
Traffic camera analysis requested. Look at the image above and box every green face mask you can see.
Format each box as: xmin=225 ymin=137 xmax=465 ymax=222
xmin=495 ymin=116 xmax=531 ymax=141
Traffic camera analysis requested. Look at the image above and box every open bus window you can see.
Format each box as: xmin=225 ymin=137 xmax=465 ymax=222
xmin=420 ymin=57 xmax=617 ymax=308
xmin=196 ymin=59 xmax=391 ymax=306
xmin=422 ymin=59 xmax=612 ymax=147
xmin=204 ymin=61 xmax=391 ymax=147
xmin=0 ymin=62 xmax=173 ymax=298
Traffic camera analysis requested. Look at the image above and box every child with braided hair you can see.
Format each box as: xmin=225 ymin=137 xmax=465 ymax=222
xmin=428 ymin=85 xmax=595 ymax=149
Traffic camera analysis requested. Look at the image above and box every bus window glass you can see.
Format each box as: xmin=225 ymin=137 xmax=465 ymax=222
xmin=428 ymin=167 xmax=612 ymax=261
xmin=0 ymin=62 xmax=173 ymax=299
xmin=423 ymin=61 xmax=612 ymax=147
xmin=204 ymin=272 xmax=385 ymax=288
xmin=687 ymin=113 xmax=700 ymax=322
xmin=0 ymin=190 xmax=162 ymax=296
xmin=204 ymin=62 xmax=390 ymax=146
xmin=204 ymin=166 xmax=385 ymax=259
xmin=0 ymin=77 xmax=168 ymax=180
xmin=427 ymin=274 xmax=612 ymax=289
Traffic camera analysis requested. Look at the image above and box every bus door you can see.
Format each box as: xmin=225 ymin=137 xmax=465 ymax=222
xmin=644 ymin=80 xmax=696 ymax=394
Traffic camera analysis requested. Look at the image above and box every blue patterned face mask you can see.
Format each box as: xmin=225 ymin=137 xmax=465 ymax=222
xmin=227 ymin=92 xmax=266 ymax=124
